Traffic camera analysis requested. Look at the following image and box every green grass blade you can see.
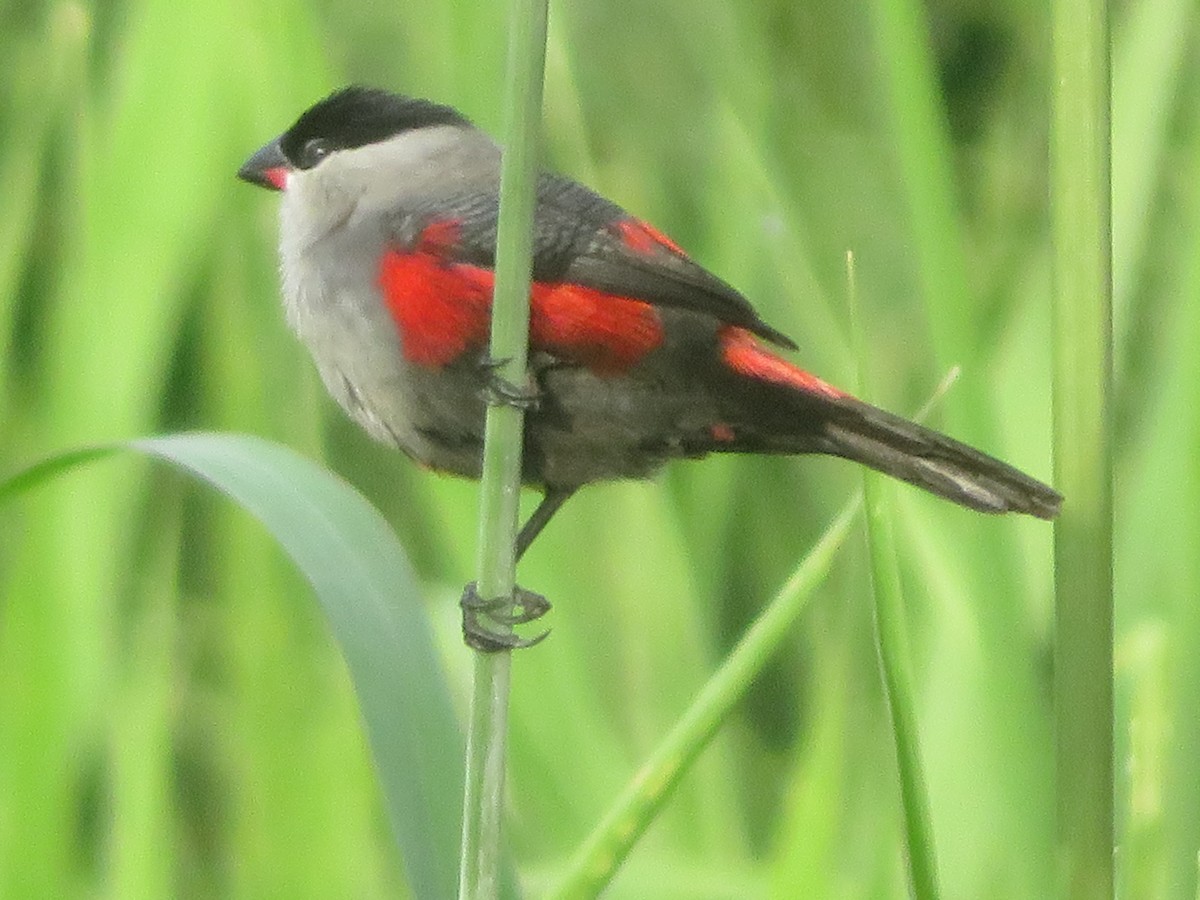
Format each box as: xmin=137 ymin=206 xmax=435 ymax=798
xmin=0 ymin=446 xmax=118 ymax=503
xmin=545 ymin=500 xmax=860 ymax=899
xmin=1051 ymin=0 xmax=1115 ymax=894
xmin=1 ymin=434 xmax=465 ymax=900
xmin=847 ymin=253 xmax=940 ymax=899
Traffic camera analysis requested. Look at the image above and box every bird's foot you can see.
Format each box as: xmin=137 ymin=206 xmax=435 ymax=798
xmin=460 ymin=581 xmax=551 ymax=652
xmin=478 ymin=356 xmax=540 ymax=410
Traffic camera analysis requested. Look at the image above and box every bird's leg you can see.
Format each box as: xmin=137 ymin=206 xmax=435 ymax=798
xmin=477 ymin=354 xmax=540 ymax=410
xmin=516 ymin=486 xmax=576 ymax=561
xmin=460 ymin=487 xmax=577 ymax=652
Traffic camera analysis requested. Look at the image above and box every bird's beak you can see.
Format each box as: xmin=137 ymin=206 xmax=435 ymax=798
xmin=238 ymin=138 xmax=291 ymax=191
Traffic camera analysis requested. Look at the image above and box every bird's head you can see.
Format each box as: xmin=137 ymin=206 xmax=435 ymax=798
xmin=237 ymin=86 xmax=472 ymax=193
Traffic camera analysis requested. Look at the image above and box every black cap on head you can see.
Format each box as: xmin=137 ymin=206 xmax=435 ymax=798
xmin=279 ymin=86 xmax=471 ymax=170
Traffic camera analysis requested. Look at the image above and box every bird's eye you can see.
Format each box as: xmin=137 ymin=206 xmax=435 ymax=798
xmin=299 ymin=138 xmax=331 ymax=169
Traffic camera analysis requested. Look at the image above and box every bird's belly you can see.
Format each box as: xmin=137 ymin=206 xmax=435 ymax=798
xmin=526 ymin=363 xmax=720 ymax=487
xmin=282 ymin=276 xmax=721 ymax=487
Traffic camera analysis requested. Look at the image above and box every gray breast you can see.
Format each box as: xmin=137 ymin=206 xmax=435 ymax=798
xmin=271 ymin=128 xmax=501 ymax=471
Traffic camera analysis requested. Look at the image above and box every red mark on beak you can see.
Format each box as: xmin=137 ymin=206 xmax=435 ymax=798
xmin=263 ymin=167 xmax=289 ymax=190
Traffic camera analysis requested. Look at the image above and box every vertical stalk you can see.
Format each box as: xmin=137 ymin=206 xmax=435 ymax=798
xmin=846 ymin=253 xmax=940 ymax=899
xmin=458 ymin=1 xmax=549 ymax=898
xmin=1051 ymin=0 xmax=1114 ymax=895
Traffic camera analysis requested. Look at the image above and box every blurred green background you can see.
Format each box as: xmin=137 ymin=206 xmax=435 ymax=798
xmin=1 ymin=0 xmax=1195 ymax=897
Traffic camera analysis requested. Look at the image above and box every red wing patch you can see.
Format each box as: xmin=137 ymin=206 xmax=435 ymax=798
xmin=380 ymin=235 xmax=664 ymax=373
xmin=719 ymin=326 xmax=845 ymax=399
xmin=614 ymin=218 xmax=686 ymax=257
xmin=530 ymin=284 xmax=664 ymax=374
xmin=378 ymin=250 xmax=493 ymax=367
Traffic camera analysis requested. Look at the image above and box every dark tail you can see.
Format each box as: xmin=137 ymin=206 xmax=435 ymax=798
xmin=814 ymin=396 xmax=1062 ymax=519
xmin=713 ymin=327 xmax=1061 ymax=518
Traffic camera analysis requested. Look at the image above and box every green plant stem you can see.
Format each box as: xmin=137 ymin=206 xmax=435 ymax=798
xmin=545 ymin=499 xmax=860 ymax=899
xmin=846 ymin=252 xmax=940 ymax=900
xmin=458 ymin=2 xmax=549 ymax=899
xmin=1051 ymin=0 xmax=1114 ymax=895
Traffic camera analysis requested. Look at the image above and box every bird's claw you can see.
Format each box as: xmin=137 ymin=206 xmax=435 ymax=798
xmin=460 ymin=581 xmax=551 ymax=652
xmin=478 ymin=356 xmax=540 ymax=410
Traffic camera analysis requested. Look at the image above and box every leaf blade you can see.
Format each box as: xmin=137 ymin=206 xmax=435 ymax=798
xmin=2 ymin=433 xmax=465 ymax=900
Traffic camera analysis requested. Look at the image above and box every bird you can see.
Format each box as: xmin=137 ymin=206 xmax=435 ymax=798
xmin=238 ymin=85 xmax=1061 ymax=650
